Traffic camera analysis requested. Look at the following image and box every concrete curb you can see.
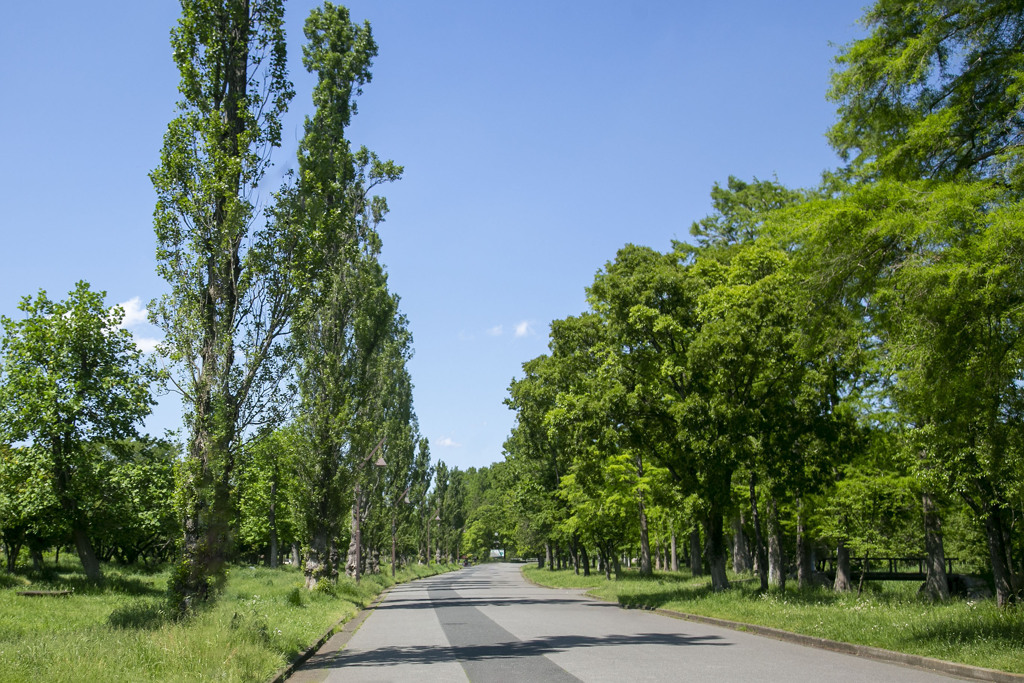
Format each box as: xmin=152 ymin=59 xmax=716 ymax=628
xmin=521 ymin=569 xmax=1023 ymax=682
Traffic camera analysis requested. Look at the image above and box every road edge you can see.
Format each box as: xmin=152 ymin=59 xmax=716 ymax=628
xmin=266 ymin=587 xmax=391 ymax=683
xmin=520 ymin=568 xmax=1023 ymax=683
xmin=268 ymin=566 xmax=462 ymax=683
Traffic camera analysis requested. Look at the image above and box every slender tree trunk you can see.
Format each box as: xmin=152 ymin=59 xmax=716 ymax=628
xmin=347 ymin=484 xmax=362 ymax=582
xmin=581 ymin=545 xmax=590 ymax=577
xmin=291 ymin=542 xmax=300 ymax=567
xmin=796 ymin=500 xmax=812 ymax=589
xmin=671 ymin=529 xmax=679 ymax=572
xmin=749 ymin=475 xmax=768 ymax=591
xmin=537 ymin=554 xmax=544 ymax=569
xmin=689 ymin=529 xmax=703 ymax=576
xmin=612 ymin=551 xmax=622 ymax=579
xmin=834 ymin=540 xmax=852 ymax=592
xmin=391 ymin=514 xmax=398 ymax=578
xmin=985 ymin=503 xmax=1015 ymax=607
xmin=732 ymin=512 xmax=751 ymax=573
xmin=545 ymin=541 xmax=553 ymax=571
xmin=423 ymin=513 xmax=430 ymax=564
xmin=767 ymin=496 xmax=784 ymax=590
xmin=267 ymin=476 xmax=278 ymax=569
xmin=922 ymin=491 xmax=949 ymax=601
xmin=638 ymin=492 xmax=652 ymax=576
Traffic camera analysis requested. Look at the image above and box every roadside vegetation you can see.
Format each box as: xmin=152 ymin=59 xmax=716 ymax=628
xmin=524 ymin=566 xmax=1024 ymax=675
xmin=0 ymin=556 xmax=457 ymax=682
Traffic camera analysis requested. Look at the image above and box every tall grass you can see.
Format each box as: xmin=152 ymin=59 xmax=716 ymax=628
xmin=0 ymin=556 xmax=457 ymax=682
xmin=523 ymin=566 xmax=1024 ymax=674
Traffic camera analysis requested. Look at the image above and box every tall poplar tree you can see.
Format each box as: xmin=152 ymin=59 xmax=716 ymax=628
xmin=285 ymin=2 xmax=402 ymax=589
xmin=150 ymin=0 xmax=293 ymax=606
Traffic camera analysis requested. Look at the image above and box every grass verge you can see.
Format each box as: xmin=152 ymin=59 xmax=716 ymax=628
xmin=0 ymin=558 xmax=458 ymax=682
xmin=523 ymin=566 xmax=1024 ymax=675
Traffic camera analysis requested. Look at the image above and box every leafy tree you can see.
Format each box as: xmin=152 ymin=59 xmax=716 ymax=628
xmin=236 ymin=429 xmax=296 ymax=567
xmin=0 ymin=282 xmax=156 ymax=580
xmin=504 ymin=354 xmax=574 ymax=568
xmin=151 ymin=0 xmax=294 ymax=606
xmin=0 ymin=446 xmax=60 ymax=571
xmin=88 ymin=439 xmax=179 ymax=566
xmin=829 ymin=0 xmax=1024 ymax=185
xmin=281 ymin=2 xmax=402 ymax=589
xmin=799 ymin=179 xmax=1024 ymax=605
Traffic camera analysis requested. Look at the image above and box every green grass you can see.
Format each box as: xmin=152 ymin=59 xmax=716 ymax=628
xmin=0 ymin=557 xmax=458 ymax=682
xmin=523 ymin=566 xmax=1024 ymax=674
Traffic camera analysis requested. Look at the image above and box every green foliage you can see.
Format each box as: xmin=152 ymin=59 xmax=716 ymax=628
xmin=151 ymin=0 xmax=298 ymax=604
xmin=0 ymin=282 xmax=156 ymax=449
xmin=0 ymin=283 xmax=158 ymax=579
xmin=829 ymin=0 xmax=1024 ymax=185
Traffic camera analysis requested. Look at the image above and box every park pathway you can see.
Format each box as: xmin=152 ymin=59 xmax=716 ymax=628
xmin=288 ymin=563 xmax=960 ymax=682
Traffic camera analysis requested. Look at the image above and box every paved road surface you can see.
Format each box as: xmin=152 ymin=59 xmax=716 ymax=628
xmin=290 ymin=563 xmax=960 ymax=682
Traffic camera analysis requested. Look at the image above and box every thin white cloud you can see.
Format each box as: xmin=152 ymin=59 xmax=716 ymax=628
xmin=134 ymin=337 xmax=161 ymax=354
xmin=514 ymin=320 xmax=533 ymax=338
xmin=487 ymin=325 xmax=503 ymax=336
xmin=437 ymin=436 xmax=461 ymax=448
xmin=114 ymin=297 xmax=149 ymax=328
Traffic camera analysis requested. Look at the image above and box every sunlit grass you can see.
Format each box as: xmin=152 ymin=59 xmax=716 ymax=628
xmin=524 ymin=565 xmax=1024 ymax=674
xmin=0 ymin=557 xmax=458 ymax=682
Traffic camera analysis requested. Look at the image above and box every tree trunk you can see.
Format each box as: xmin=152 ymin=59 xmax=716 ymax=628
xmin=347 ymin=485 xmax=362 ymax=582
xmin=767 ymin=496 xmax=785 ymax=590
xmin=30 ymin=547 xmax=43 ymax=571
xmin=922 ymin=490 xmax=949 ymax=601
xmin=689 ymin=529 xmax=702 ymax=576
xmin=705 ymin=511 xmax=730 ymax=591
xmin=391 ymin=515 xmax=398 ymax=578
xmin=267 ymin=475 xmax=278 ymax=569
xmin=985 ymin=503 xmax=1016 ymax=607
xmin=732 ymin=511 xmax=752 ymax=573
xmin=545 ymin=541 xmax=553 ymax=571
xmin=581 ymin=545 xmax=590 ymax=577
xmin=304 ymin=528 xmax=330 ymax=590
xmin=796 ymin=500 xmax=812 ymax=589
xmin=612 ymin=551 xmax=622 ymax=579
xmin=537 ymin=554 xmax=544 ymax=569
xmin=749 ymin=475 xmax=768 ymax=591
xmin=291 ymin=542 xmax=300 ymax=567
xmin=72 ymin=526 xmax=101 ymax=582
xmin=671 ymin=529 xmax=679 ymax=572
xmin=423 ymin=512 xmax=431 ymax=564
xmin=638 ymin=493 xmax=652 ymax=576
xmin=834 ymin=540 xmax=852 ymax=592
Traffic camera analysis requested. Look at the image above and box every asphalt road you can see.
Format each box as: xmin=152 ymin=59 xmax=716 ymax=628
xmin=289 ymin=563 xmax=961 ymax=682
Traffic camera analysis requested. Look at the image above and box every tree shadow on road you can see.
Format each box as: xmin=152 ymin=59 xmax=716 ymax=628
xmin=303 ymin=630 xmax=730 ymax=670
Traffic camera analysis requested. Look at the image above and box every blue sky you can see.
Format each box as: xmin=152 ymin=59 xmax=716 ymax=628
xmin=0 ymin=1 xmax=866 ymax=472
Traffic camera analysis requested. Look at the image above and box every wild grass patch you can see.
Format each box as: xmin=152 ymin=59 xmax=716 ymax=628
xmin=0 ymin=558 xmax=458 ymax=682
